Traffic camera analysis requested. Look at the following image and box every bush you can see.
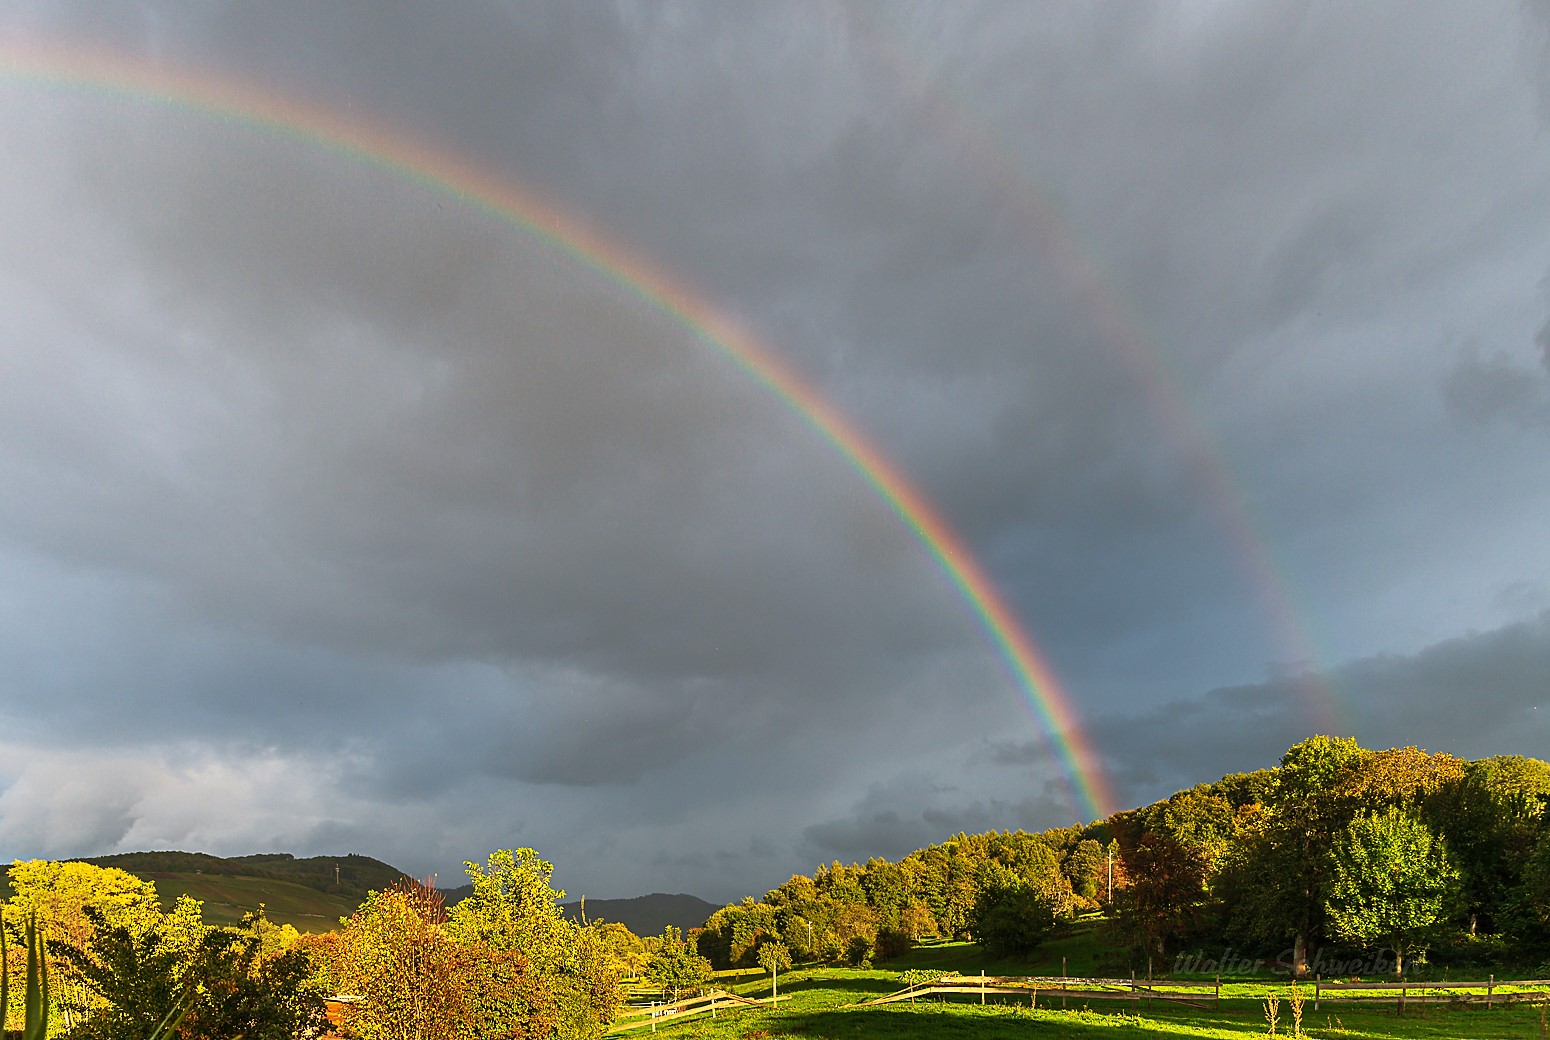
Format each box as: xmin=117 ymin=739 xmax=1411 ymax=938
xmin=873 ymin=928 xmax=912 ymax=962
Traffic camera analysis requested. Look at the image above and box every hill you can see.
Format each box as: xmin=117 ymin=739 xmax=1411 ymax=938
xmin=435 ymin=885 xmax=717 ymax=936
xmin=39 ymin=850 xmax=418 ymax=932
xmin=561 ymin=893 xmax=719 ymax=935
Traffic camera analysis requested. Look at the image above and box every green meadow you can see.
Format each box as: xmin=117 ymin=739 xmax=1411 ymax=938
xmin=619 ymin=962 xmax=1550 ymax=1040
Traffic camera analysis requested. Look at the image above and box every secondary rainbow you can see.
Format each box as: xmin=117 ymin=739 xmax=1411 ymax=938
xmin=847 ymin=8 xmax=1344 ymax=731
xmin=0 ymin=38 xmax=1117 ymax=820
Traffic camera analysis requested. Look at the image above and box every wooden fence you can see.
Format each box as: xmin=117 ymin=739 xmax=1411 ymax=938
xmin=1313 ymin=975 xmax=1550 ymax=1013
xmin=858 ymin=971 xmax=1221 ymax=1011
xmin=611 ymin=989 xmax=787 ymax=1032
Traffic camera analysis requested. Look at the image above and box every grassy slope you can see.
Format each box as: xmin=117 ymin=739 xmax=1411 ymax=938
xmin=144 ymin=872 xmax=358 ymax=931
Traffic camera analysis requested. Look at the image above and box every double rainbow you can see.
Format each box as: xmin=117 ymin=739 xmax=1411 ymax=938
xmin=0 ymin=38 xmax=1116 ymax=821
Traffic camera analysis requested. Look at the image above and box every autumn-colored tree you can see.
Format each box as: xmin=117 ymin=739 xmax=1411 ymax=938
xmin=452 ymin=945 xmax=560 ymax=1040
xmin=331 ymin=880 xmax=462 ymax=1040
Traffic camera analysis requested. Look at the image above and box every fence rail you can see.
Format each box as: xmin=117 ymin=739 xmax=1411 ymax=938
xmin=611 ymin=989 xmax=785 ymax=1033
xmin=1314 ymin=975 xmax=1550 ymax=1012
xmin=857 ymin=971 xmax=1221 ymax=1011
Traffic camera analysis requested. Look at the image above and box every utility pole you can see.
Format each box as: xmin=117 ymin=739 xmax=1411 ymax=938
xmin=1107 ymin=848 xmax=1113 ymax=905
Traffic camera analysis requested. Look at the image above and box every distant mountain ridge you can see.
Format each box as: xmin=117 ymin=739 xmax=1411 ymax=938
xmin=435 ymin=886 xmax=717 ymax=936
xmin=562 ymin=893 xmax=719 ymax=935
xmin=20 ymin=851 xmax=715 ymax=937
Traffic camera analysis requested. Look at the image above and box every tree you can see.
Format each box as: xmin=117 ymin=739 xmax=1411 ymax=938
xmin=4 ymin=860 xmax=165 ymax=1028
xmin=642 ymin=927 xmax=709 ymax=1001
xmin=452 ymin=946 xmax=559 ymax=1040
xmin=1119 ymin=832 xmax=1209 ymax=967
xmin=1324 ymin=808 xmax=1460 ymax=976
xmin=755 ymin=941 xmax=790 ymax=1000
xmin=444 ymin=850 xmax=618 ymax=1040
xmin=1225 ymin=735 xmax=1367 ymax=976
xmin=330 ymin=880 xmax=462 ymax=1040
xmin=445 ymin=850 xmax=569 ymax=967
xmin=967 ymin=864 xmax=1059 ymax=957
xmin=50 ymin=905 xmax=324 ymax=1040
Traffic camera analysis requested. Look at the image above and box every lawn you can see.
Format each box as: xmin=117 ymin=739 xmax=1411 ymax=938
xmin=617 ymin=964 xmax=1550 ymax=1039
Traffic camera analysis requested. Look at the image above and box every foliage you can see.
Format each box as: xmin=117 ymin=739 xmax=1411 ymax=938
xmin=688 ymin=736 xmax=1549 ymax=982
xmin=452 ymin=945 xmax=559 ymax=1040
xmin=2 ymin=908 xmax=199 ymax=1040
xmin=756 ymin=940 xmax=790 ymax=976
xmin=444 ymin=850 xmax=619 ymax=1039
xmin=329 ymin=880 xmax=462 ymax=1040
xmin=1323 ymin=807 xmax=1460 ymax=975
xmin=967 ymin=864 xmax=1062 ymax=958
xmin=643 ymin=926 xmax=711 ymax=999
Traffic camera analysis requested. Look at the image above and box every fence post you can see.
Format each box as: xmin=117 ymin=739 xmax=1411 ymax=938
xmin=1215 ymin=974 xmax=1220 ymax=1011
xmin=1132 ymin=969 xmax=1138 ymax=1010
xmin=1487 ymin=973 xmax=1493 ymax=1010
xmin=1062 ymin=956 xmax=1067 ymax=1010
xmin=981 ymin=969 xmax=985 ymax=1005
xmin=1398 ymin=981 xmax=1406 ymax=1016
xmin=1314 ymin=974 xmax=1320 ymax=1012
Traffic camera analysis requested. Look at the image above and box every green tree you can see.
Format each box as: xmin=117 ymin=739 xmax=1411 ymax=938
xmin=4 ymin=860 xmax=165 ymax=1029
xmin=755 ymin=941 xmax=790 ymax=1000
xmin=642 ymin=927 xmax=709 ymax=1001
xmin=967 ymin=863 xmax=1059 ymax=957
xmin=444 ymin=850 xmax=618 ymax=1040
xmin=51 ymin=906 xmax=324 ymax=1040
xmin=445 ymin=850 xmax=568 ymax=965
xmin=1324 ymin=808 xmax=1460 ymax=976
xmin=1225 ymin=735 xmax=1367 ymax=976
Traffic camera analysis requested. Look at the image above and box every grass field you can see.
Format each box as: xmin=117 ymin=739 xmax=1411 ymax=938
xmin=618 ymin=963 xmax=1550 ymax=1039
xmin=145 ymin=871 xmax=355 ymax=931
xmin=619 ymin=919 xmax=1550 ymax=1040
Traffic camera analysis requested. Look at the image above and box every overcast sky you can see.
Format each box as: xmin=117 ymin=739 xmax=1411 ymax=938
xmin=1 ymin=1 xmax=1548 ymax=904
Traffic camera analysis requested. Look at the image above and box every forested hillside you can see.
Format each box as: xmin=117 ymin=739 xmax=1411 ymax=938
xmin=695 ymin=737 xmax=1550 ymax=976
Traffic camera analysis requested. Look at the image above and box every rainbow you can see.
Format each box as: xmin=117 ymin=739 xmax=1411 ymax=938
xmin=847 ymin=9 xmax=1343 ymax=732
xmin=0 ymin=38 xmax=1118 ymax=820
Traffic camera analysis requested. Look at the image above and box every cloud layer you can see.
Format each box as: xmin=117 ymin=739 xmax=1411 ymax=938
xmin=0 ymin=2 xmax=1548 ymax=900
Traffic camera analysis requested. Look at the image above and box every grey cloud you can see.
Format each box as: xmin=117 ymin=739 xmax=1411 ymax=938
xmin=1093 ymin=611 xmax=1550 ymax=810
xmin=2 ymin=1 xmax=1549 ymax=901
xmin=1442 ymin=346 xmax=1548 ymax=426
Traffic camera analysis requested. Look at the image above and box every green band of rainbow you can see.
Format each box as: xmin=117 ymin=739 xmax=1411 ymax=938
xmin=0 ymin=38 xmax=1116 ymax=821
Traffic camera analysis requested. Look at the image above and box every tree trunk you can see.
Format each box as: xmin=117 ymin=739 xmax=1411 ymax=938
xmin=1394 ymin=947 xmax=1404 ymax=978
xmin=1292 ymin=933 xmax=1308 ymax=978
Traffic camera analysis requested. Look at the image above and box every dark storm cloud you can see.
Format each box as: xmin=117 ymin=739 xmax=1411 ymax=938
xmin=1090 ymin=611 xmax=1550 ymax=808
xmin=1 ymin=1 xmax=1549 ymax=899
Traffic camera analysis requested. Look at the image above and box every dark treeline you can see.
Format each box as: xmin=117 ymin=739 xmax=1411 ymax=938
xmin=695 ymin=737 xmax=1550 ymax=976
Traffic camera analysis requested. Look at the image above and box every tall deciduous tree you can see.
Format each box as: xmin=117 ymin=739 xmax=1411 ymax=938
xmin=1324 ymin=808 xmax=1459 ymax=976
